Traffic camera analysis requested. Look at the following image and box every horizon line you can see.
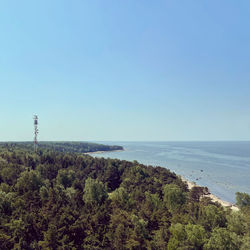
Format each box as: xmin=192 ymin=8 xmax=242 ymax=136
xmin=0 ymin=140 xmax=250 ymax=143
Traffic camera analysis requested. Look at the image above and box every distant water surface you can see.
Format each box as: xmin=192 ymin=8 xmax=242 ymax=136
xmin=91 ymin=141 xmax=250 ymax=203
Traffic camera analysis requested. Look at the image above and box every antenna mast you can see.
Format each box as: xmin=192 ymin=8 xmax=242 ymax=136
xmin=33 ymin=115 xmax=38 ymax=152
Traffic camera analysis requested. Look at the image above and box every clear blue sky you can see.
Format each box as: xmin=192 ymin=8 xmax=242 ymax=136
xmin=0 ymin=0 xmax=250 ymax=141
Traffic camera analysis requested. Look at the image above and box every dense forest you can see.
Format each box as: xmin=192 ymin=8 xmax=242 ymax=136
xmin=0 ymin=143 xmax=249 ymax=249
xmin=0 ymin=142 xmax=123 ymax=154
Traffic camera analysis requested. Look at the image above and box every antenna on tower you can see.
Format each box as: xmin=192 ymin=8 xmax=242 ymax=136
xmin=33 ymin=115 xmax=38 ymax=152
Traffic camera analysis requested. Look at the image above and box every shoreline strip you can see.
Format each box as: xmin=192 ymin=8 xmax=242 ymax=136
xmin=85 ymin=149 xmax=124 ymax=155
xmin=85 ymin=150 xmax=239 ymax=211
xmin=180 ymin=176 xmax=239 ymax=211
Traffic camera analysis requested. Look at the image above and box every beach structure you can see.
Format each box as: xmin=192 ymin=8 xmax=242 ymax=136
xmin=33 ymin=115 xmax=38 ymax=152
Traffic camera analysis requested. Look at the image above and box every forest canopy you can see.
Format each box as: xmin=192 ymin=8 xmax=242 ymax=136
xmin=0 ymin=143 xmax=249 ymax=249
xmin=0 ymin=141 xmax=123 ymax=154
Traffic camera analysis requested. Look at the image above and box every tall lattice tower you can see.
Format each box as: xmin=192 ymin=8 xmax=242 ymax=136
xmin=33 ymin=115 xmax=38 ymax=152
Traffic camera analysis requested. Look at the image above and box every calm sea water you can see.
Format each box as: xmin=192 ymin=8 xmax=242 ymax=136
xmin=91 ymin=141 xmax=250 ymax=204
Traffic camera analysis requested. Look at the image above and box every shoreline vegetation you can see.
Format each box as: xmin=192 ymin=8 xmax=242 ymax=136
xmin=180 ymin=176 xmax=239 ymax=211
xmin=89 ymin=149 xmax=240 ymax=211
xmin=0 ymin=141 xmax=124 ymax=154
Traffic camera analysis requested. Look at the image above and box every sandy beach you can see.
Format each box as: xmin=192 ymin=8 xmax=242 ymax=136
xmin=181 ymin=176 xmax=239 ymax=211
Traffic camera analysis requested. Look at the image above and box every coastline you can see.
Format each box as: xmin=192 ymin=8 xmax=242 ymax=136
xmin=85 ymin=149 xmax=124 ymax=155
xmin=180 ymin=176 xmax=239 ymax=211
xmin=85 ymin=148 xmax=240 ymax=212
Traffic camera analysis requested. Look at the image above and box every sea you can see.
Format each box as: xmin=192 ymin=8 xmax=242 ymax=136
xmin=91 ymin=141 xmax=250 ymax=204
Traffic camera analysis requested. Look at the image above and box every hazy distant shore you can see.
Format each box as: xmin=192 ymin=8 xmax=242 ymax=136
xmin=86 ymin=149 xmax=125 ymax=155
xmin=180 ymin=176 xmax=239 ymax=211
